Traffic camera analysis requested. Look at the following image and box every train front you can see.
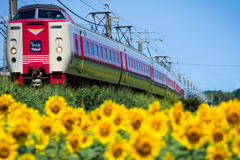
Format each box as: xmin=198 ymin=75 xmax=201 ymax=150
xmin=6 ymin=4 xmax=73 ymax=86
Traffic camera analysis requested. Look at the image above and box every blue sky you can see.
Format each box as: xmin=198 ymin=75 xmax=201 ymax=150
xmin=0 ymin=0 xmax=240 ymax=92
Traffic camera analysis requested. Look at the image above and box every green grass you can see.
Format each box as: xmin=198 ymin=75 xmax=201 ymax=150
xmin=0 ymin=77 xmax=174 ymax=114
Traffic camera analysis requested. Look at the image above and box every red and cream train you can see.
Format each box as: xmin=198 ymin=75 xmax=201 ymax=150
xmin=6 ymin=4 xmax=184 ymax=98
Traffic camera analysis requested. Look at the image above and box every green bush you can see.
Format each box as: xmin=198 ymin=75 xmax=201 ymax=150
xmin=0 ymin=78 xmax=173 ymax=113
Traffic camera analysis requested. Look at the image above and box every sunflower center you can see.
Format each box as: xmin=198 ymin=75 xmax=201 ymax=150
xmin=43 ymin=125 xmax=52 ymax=134
xmin=70 ymin=138 xmax=79 ymax=149
xmin=136 ymin=142 xmax=152 ymax=157
xmin=50 ymin=104 xmax=60 ymax=114
xmin=213 ymin=132 xmax=223 ymax=142
xmin=187 ymin=127 xmax=200 ymax=143
xmin=13 ymin=126 xmax=28 ymax=140
xmin=104 ymin=108 xmax=112 ymax=117
xmin=114 ymin=118 xmax=121 ymax=125
xmin=213 ymin=154 xmax=223 ymax=160
xmin=174 ymin=112 xmax=181 ymax=125
xmin=82 ymin=137 xmax=87 ymax=143
xmin=132 ymin=120 xmax=141 ymax=130
xmin=63 ymin=115 xmax=74 ymax=129
xmin=0 ymin=103 xmax=9 ymax=112
xmin=113 ymin=148 xmax=123 ymax=158
xmin=100 ymin=128 xmax=109 ymax=137
xmin=82 ymin=125 xmax=89 ymax=132
xmin=0 ymin=146 xmax=10 ymax=158
xmin=227 ymin=111 xmax=239 ymax=124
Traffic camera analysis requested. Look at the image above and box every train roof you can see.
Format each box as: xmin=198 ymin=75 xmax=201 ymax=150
xmin=18 ymin=4 xmax=65 ymax=11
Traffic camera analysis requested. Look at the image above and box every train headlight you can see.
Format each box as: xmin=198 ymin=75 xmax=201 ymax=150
xmin=11 ymin=47 xmax=17 ymax=54
xmin=56 ymin=46 xmax=62 ymax=53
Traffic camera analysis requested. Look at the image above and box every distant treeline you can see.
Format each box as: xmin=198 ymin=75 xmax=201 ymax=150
xmin=204 ymin=89 xmax=240 ymax=105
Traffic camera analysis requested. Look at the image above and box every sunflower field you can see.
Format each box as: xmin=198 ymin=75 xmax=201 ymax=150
xmin=1 ymin=92 xmax=240 ymax=160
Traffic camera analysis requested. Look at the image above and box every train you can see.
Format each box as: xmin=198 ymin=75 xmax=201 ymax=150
xmin=6 ymin=4 xmax=184 ymax=98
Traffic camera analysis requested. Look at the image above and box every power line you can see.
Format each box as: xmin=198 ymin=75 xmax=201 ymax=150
xmin=19 ymin=0 xmax=27 ymax=5
xmin=33 ymin=0 xmax=38 ymax=4
xmin=57 ymin=0 xmax=106 ymax=26
xmin=178 ymin=63 xmax=240 ymax=67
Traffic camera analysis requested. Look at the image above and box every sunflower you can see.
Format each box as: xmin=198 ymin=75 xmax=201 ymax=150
xmin=147 ymin=112 xmax=169 ymax=139
xmin=93 ymin=119 xmax=117 ymax=144
xmin=205 ymin=144 xmax=231 ymax=160
xmin=128 ymin=108 xmax=147 ymax=133
xmin=8 ymin=121 xmax=32 ymax=145
xmin=17 ymin=153 xmax=36 ymax=160
xmin=35 ymin=135 xmax=49 ymax=151
xmin=80 ymin=134 xmax=93 ymax=149
xmin=219 ymin=99 xmax=240 ymax=127
xmin=196 ymin=103 xmax=212 ymax=124
xmin=169 ymin=101 xmax=184 ymax=129
xmin=44 ymin=95 xmax=67 ymax=118
xmin=148 ymin=100 xmax=161 ymax=115
xmin=232 ymin=137 xmax=240 ymax=159
xmin=8 ymin=102 xmax=27 ymax=114
xmin=0 ymin=133 xmax=18 ymax=160
xmin=229 ymin=124 xmax=240 ymax=139
xmin=0 ymin=94 xmax=15 ymax=115
xmin=66 ymin=129 xmax=83 ymax=153
xmin=206 ymin=126 xmax=227 ymax=145
xmin=172 ymin=117 xmax=206 ymax=150
xmin=59 ymin=107 xmax=76 ymax=134
xmin=129 ymin=128 xmax=164 ymax=160
xmin=163 ymin=152 xmax=175 ymax=160
xmin=99 ymin=100 xmax=117 ymax=120
xmin=7 ymin=107 xmax=40 ymax=130
xmin=80 ymin=118 xmax=93 ymax=134
xmin=104 ymin=138 xmax=129 ymax=160
xmin=75 ymin=107 xmax=86 ymax=127
xmin=112 ymin=104 xmax=130 ymax=131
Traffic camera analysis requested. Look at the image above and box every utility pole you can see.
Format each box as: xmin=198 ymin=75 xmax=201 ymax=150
xmin=0 ymin=15 xmax=8 ymax=81
xmin=9 ymin=0 xmax=18 ymax=19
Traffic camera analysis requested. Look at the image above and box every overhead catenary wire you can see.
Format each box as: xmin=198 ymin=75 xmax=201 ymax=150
xmin=57 ymin=0 xmax=106 ymax=26
xmin=33 ymin=0 xmax=38 ymax=4
xmin=178 ymin=63 xmax=240 ymax=67
xmin=19 ymin=0 xmax=27 ymax=5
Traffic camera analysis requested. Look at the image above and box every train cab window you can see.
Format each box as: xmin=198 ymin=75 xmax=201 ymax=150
xmin=13 ymin=9 xmax=36 ymax=20
xmin=112 ymin=51 xmax=115 ymax=63
xmin=116 ymin=53 xmax=119 ymax=64
xmin=38 ymin=9 xmax=66 ymax=20
xmin=103 ymin=48 xmax=107 ymax=60
xmin=107 ymin=50 xmax=111 ymax=61
xmin=94 ymin=45 xmax=98 ymax=57
xmin=84 ymin=41 xmax=89 ymax=55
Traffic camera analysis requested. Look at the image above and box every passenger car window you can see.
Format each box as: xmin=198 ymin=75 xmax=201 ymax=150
xmin=112 ymin=51 xmax=115 ymax=63
xmin=99 ymin=47 xmax=103 ymax=59
xmin=84 ymin=41 xmax=89 ymax=55
xmin=103 ymin=48 xmax=107 ymax=60
xmin=38 ymin=9 xmax=66 ymax=19
xmin=89 ymin=43 xmax=93 ymax=56
xmin=94 ymin=45 xmax=98 ymax=57
xmin=116 ymin=53 xmax=119 ymax=64
xmin=108 ymin=50 xmax=111 ymax=61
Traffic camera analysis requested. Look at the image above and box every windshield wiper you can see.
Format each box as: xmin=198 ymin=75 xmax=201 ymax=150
xmin=17 ymin=14 xmax=21 ymax=20
xmin=47 ymin=12 xmax=55 ymax=20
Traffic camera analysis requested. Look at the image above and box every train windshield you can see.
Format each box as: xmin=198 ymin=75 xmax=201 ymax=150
xmin=38 ymin=9 xmax=66 ymax=20
xmin=13 ymin=9 xmax=36 ymax=20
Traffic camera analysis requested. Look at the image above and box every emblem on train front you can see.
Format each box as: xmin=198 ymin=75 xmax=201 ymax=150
xmin=27 ymin=28 xmax=44 ymax=35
